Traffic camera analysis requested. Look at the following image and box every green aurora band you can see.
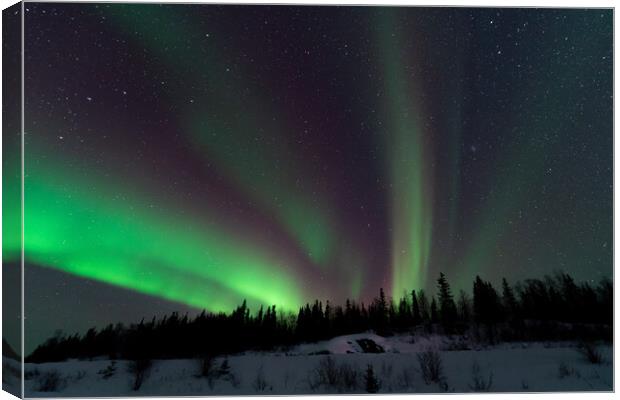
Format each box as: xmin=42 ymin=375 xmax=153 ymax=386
xmin=375 ymin=11 xmax=433 ymax=295
xmin=106 ymin=5 xmax=338 ymax=267
xmin=17 ymin=152 xmax=304 ymax=312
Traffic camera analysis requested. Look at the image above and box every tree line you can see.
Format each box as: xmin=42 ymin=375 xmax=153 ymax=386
xmin=26 ymin=271 xmax=612 ymax=363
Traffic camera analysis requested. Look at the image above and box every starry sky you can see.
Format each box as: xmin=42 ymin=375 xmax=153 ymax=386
xmin=4 ymin=4 xmax=612 ymax=353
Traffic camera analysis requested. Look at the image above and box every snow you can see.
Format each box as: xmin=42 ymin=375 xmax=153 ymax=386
xmin=22 ymin=334 xmax=613 ymax=396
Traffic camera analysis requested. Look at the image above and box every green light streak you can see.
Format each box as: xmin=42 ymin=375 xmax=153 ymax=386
xmin=18 ymin=151 xmax=304 ymax=312
xmin=107 ymin=4 xmax=336 ymax=266
xmin=374 ymin=11 xmax=433 ymax=295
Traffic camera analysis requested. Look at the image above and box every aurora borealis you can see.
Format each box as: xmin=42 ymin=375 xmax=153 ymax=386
xmin=5 ymin=4 xmax=612 ymax=352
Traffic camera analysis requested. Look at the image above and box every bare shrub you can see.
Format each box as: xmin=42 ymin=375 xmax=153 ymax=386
xmin=308 ymin=356 xmax=360 ymax=392
xmin=97 ymin=361 xmax=117 ymax=379
xmin=217 ymin=358 xmax=239 ymax=387
xmin=364 ymin=364 xmax=380 ymax=393
xmin=218 ymin=358 xmax=231 ymax=377
xmin=252 ymin=366 xmax=272 ymax=392
xmin=36 ymin=370 xmax=64 ymax=392
xmin=197 ymin=356 xmax=231 ymax=389
xmin=338 ymin=363 xmax=359 ymax=391
xmin=24 ymin=368 xmax=40 ymax=380
xmin=417 ymin=349 xmax=444 ymax=385
xmin=198 ymin=356 xmax=214 ymax=378
xmin=577 ymin=342 xmax=603 ymax=364
xmin=396 ymin=368 xmax=415 ymax=390
xmin=127 ymin=359 xmax=152 ymax=391
xmin=558 ymin=362 xmax=580 ymax=379
xmin=315 ymin=356 xmax=339 ymax=387
xmin=468 ymin=361 xmax=493 ymax=392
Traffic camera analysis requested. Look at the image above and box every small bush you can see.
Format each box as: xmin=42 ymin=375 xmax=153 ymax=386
xmin=364 ymin=364 xmax=380 ymax=393
xmin=252 ymin=366 xmax=272 ymax=392
xmin=197 ymin=356 xmax=237 ymax=389
xmin=468 ymin=361 xmax=493 ymax=392
xmin=218 ymin=358 xmax=231 ymax=377
xmin=339 ymin=363 xmax=359 ymax=391
xmin=317 ymin=356 xmax=339 ymax=387
xmin=36 ymin=370 xmax=64 ymax=392
xmin=198 ymin=356 xmax=214 ymax=378
xmin=577 ymin=342 xmax=603 ymax=364
xmin=557 ymin=362 xmax=580 ymax=379
xmin=127 ymin=359 xmax=152 ymax=391
xmin=24 ymin=368 xmax=40 ymax=380
xmin=97 ymin=361 xmax=117 ymax=379
xmin=417 ymin=349 xmax=444 ymax=385
xmin=308 ymin=356 xmax=360 ymax=392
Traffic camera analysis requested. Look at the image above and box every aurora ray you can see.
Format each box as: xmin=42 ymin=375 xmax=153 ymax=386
xmin=373 ymin=10 xmax=433 ymax=294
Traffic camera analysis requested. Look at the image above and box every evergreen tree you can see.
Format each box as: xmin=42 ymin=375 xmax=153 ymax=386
xmin=457 ymin=290 xmax=471 ymax=323
xmin=418 ymin=290 xmax=430 ymax=323
xmin=411 ymin=290 xmax=421 ymax=326
xmin=436 ymin=272 xmax=458 ymax=331
xmin=398 ymin=295 xmax=412 ymax=330
xmin=501 ymin=278 xmax=518 ymax=318
xmin=430 ymin=297 xmax=439 ymax=324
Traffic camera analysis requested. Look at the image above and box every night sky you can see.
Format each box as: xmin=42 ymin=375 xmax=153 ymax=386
xmin=8 ymin=4 xmax=613 ymax=352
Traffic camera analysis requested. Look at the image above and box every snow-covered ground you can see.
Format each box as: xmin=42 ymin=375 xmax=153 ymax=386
xmin=19 ymin=333 xmax=613 ymax=396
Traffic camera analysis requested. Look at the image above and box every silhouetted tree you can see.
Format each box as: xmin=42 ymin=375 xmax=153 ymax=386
xmin=411 ymin=290 xmax=421 ymax=326
xmin=436 ymin=272 xmax=458 ymax=332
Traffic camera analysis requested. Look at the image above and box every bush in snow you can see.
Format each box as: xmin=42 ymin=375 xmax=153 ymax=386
xmin=338 ymin=363 xmax=359 ymax=391
xmin=417 ymin=349 xmax=444 ymax=386
xmin=198 ymin=355 xmax=214 ymax=378
xmin=468 ymin=361 xmax=493 ymax=392
xmin=97 ymin=361 xmax=117 ymax=379
xmin=252 ymin=366 xmax=272 ymax=392
xmin=127 ymin=358 xmax=152 ymax=391
xmin=308 ymin=356 xmax=360 ymax=392
xmin=557 ymin=362 xmax=580 ymax=379
xmin=577 ymin=341 xmax=603 ymax=364
xmin=36 ymin=370 xmax=65 ymax=392
xmin=364 ymin=364 xmax=380 ymax=393
xmin=218 ymin=358 xmax=231 ymax=377
xmin=24 ymin=368 xmax=40 ymax=380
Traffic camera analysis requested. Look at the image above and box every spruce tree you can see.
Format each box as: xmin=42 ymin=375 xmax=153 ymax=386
xmin=418 ymin=290 xmax=430 ymax=323
xmin=411 ymin=290 xmax=421 ymax=325
xmin=430 ymin=297 xmax=439 ymax=324
xmin=457 ymin=290 xmax=471 ymax=323
xmin=437 ymin=272 xmax=458 ymax=330
xmin=501 ymin=278 xmax=518 ymax=318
